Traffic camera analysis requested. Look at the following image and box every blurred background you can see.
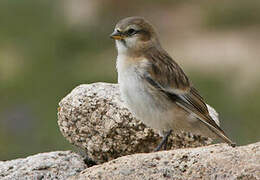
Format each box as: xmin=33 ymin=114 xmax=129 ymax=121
xmin=0 ymin=0 xmax=259 ymax=160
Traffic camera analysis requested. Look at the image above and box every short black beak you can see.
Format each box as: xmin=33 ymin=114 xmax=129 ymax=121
xmin=110 ymin=29 xmax=124 ymax=40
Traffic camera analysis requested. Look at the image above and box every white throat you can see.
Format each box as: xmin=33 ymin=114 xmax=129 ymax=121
xmin=115 ymin=40 xmax=128 ymax=55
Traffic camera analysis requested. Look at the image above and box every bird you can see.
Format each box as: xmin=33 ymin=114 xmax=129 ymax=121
xmin=110 ymin=16 xmax=236 ymax=151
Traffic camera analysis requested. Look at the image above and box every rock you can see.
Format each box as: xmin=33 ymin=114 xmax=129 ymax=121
xmin=0 ymin=151 xmax=86 ymax=180
xmin=69 ymin=142 xmax=260 ymax=180
xmin=57 ymin=83 xmax=212 ymax=164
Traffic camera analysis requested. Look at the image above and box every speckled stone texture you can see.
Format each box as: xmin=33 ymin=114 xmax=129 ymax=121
xmin=69 ymin=142 xmax=260 ymax=180
xmin=0 ymin=151 xmax=86 ymax=180
xmin=57 ymin=83 xmax=212 ymax=164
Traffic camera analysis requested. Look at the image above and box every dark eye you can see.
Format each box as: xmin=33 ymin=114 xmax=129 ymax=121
xmin=127 ymin=28 xmax=137 ymax=36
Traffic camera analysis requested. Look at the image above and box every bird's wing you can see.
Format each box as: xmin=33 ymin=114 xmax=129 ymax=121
xmin=144 ymin=47 xmax=191 ymax=94
xmin=143 ymin=47 xmax=234 ymax=145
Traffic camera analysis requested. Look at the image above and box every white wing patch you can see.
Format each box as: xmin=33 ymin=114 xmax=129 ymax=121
xmin=206 ymin=104 xmax=220 ymax=126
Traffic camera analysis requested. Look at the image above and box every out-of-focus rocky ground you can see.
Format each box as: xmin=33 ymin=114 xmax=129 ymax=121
xmin=70 ymin=142 xmax=260 ymax=180
xmin=1 ymin=139 xmax=259 ymax=180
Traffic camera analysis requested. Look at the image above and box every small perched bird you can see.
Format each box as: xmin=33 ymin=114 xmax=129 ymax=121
xmin=110 ymin=16 xmax=235 ymax=151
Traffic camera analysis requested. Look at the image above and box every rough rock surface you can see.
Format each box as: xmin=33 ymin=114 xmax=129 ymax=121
xmin=0 ymin=151 xmax=86 ymax=180
xmin=57 ymin=83 xmax=212 ymax=164
xmin=70 ymin=142 xmax=260 ymax=180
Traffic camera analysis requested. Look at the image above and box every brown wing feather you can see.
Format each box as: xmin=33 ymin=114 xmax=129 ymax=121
xmin=177 ymin=88 xmax=232 ymax=142
xmin=181 ymin=87 xmax=224 ymax=132
xmin=183 ymin=87 xmax=208 ymax=114
xmin=144 ymin=46 xmax=234 ymax=145
xmin=145 ymin=46 xmax=190 ymax=92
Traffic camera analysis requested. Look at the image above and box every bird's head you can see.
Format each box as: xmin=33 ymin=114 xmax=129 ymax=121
xmin=110 ymin=17 xmax=160 ymax=56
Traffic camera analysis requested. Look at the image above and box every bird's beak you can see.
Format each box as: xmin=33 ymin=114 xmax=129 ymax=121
xmin=110 ymin=30 xmax=124 ymax=40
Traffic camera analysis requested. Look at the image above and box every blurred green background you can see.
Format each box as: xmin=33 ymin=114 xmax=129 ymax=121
xmin=0 ymin=0 xmax=259 ymax=160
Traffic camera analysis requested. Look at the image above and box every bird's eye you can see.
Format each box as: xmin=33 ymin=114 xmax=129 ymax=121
xmin=127 ymin=28 xmax=137 ymax=36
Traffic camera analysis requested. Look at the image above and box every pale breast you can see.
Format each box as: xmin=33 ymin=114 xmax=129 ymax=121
xmin=116 ymin=54 xmax=150 ymax=111
xmin=116 ymin=55 xmax=175 ymax=130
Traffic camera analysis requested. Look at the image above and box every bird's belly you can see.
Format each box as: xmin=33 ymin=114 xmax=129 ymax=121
xmin=118 ymin=69 xmax=176 ymax=131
